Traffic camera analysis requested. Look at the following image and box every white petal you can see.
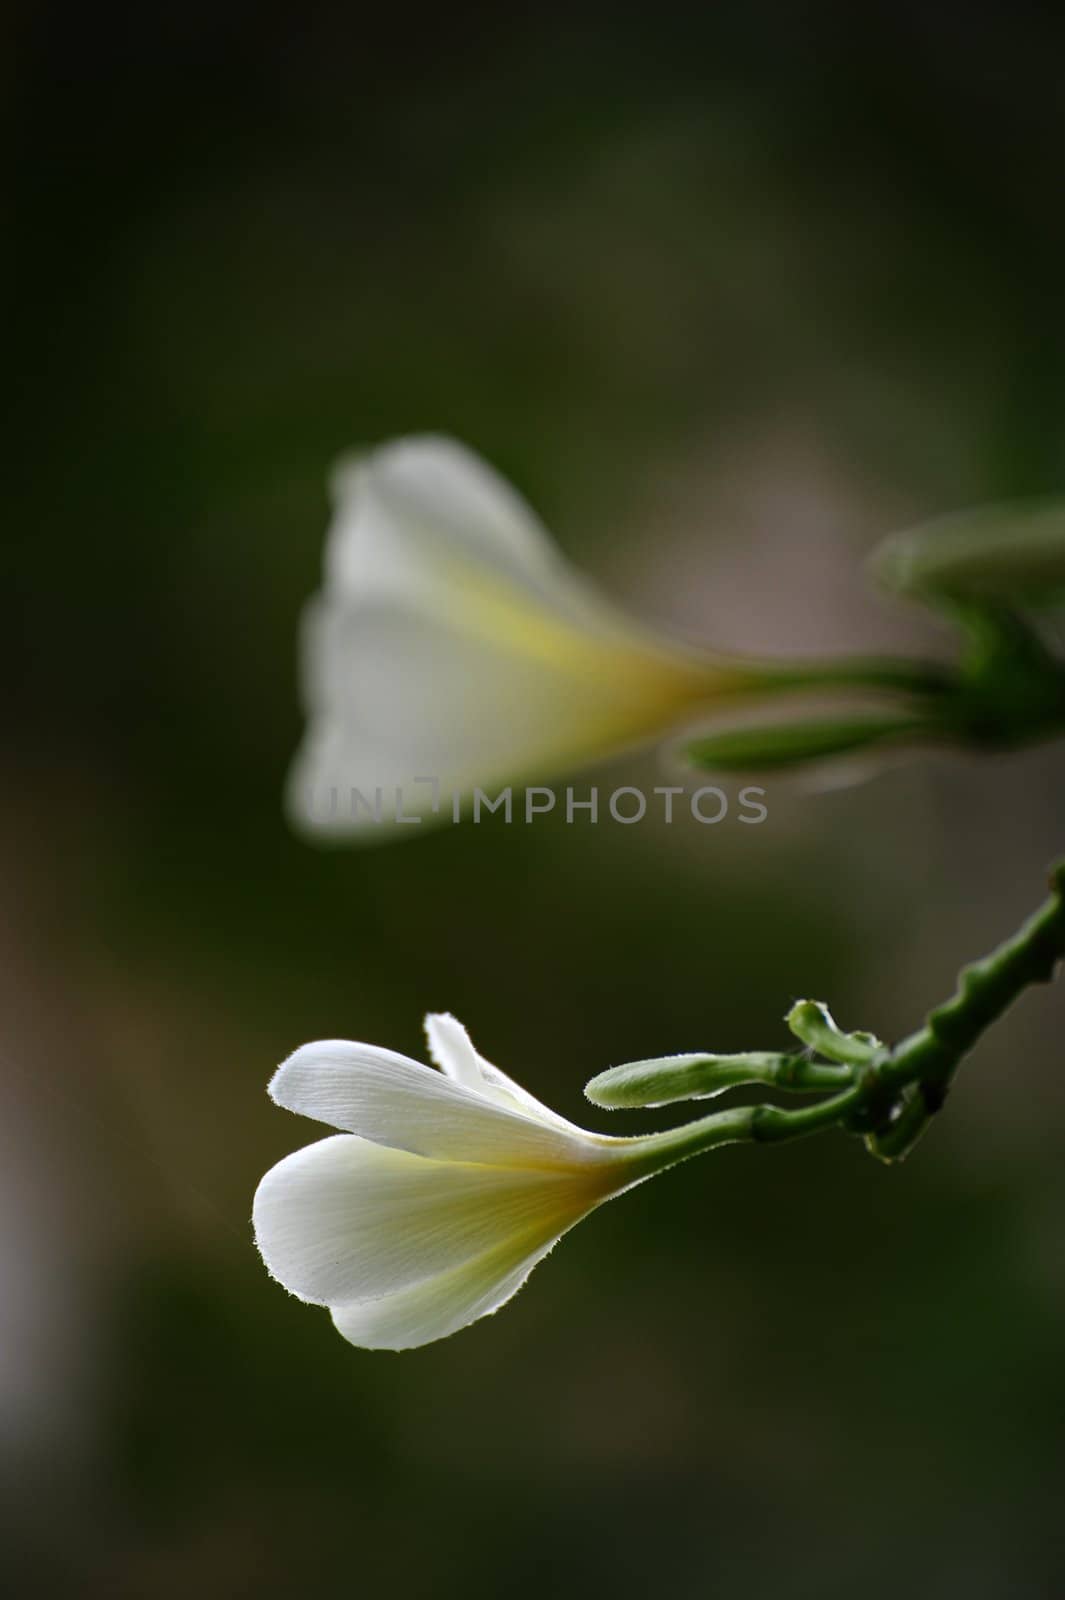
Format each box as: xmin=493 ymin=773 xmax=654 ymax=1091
xmin=252 ymin=1133 xmax=608 ymax=1306
xmin=327 ymin=435 xmax=576 ymax=609
xmin=422 ymin=1011 xmax=484 ymax=1090
xmin=268 ymin=1040 xmax=597 ymax=1167
xmin=424 ymin=1012 xmax=588 ymax=1135
xmin=329 ymin=1230 xmax=564 ymax=1351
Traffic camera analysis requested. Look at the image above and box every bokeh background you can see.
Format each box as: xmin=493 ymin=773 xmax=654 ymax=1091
xmin=7 ymin=3 xmax=1065 ymax=1595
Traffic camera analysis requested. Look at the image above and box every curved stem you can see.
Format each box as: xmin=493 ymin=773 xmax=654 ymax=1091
xmin=624 ymin=860 xmax=1065 ymax=1177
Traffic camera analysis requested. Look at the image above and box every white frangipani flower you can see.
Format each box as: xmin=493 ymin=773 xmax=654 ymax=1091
xmin=253 ymin=1013 xmax=733 ymax=1351
xmin=287 ymin=435 xmax=770 ymax=834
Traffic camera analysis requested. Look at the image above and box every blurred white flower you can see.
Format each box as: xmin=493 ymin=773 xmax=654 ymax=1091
xmin=253 ymin=1012 xmax=718 ymax=1350
xmin=287 ymin=435 xmax=765 ymax=834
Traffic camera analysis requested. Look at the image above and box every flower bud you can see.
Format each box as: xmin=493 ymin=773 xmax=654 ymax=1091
xmin=786 ymin=1000 xmax=883 ymax=1067
xmin=871 ymin=500 xmax=1065 ymax=607
xmin=686 ymin=713 xmax=925 ymax=773
xmin=585 ymin=1051 xmax=798 ymax=1109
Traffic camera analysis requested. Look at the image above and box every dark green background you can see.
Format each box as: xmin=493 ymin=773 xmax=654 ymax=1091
xmin=7 ymin=4 xmax=1065 ymax=1595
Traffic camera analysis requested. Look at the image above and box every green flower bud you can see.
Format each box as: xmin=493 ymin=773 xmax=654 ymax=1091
xmin=686 ymin=713 xmax=928 ymax=773
xmin=871 ymin=500 xmax=1065 ymax=607
xmin=585 ymin=1050 xmax=850 ymax=1109
xmin=786 ymin=1000 xmax=883 ymax=1067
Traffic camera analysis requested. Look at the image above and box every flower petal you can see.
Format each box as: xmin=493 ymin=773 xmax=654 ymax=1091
xmin=329 ymin=1230 xmax=564 ymax=1351
xmin=327 ymin=435 xmax=577 ymax=610
xmin=422 ymin=1011 xmax=484 ymax=1090
xmin=252 ymin=1133 xmax=607 ymax=1306
xmin=423 ymin=1012 xmax=588 ymax=1135
xmin=268 ymin=1041 xmax=600 ymax=1168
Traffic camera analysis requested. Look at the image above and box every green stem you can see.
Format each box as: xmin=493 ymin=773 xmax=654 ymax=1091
xmin=708 ymin=608 xmax=1065 ymax=763
xmin=621 ymin=861 xmax=1065 ymax=1178
xmin=750 ymin=1082 xmax=870 ymax=1142
xmin=881 ymin=861 xmax=1065 ymax=1104
xmin=747 ymin=655 xmax=955 ymax=700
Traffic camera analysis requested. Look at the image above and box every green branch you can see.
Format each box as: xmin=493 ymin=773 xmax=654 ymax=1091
xmin=599 ymin=862 xmax=1065 ymax=1175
